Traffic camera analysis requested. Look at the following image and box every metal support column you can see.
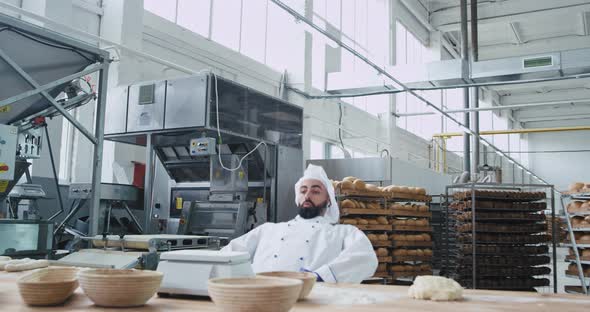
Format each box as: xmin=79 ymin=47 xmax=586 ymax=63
xmin=89 ymin=66 xmax=109 ymax=236
xmin=470 ymin=0 xmax=480 ymax=175
xmin=460 ymin=0 xmax=470 ymax=175
xmin=143 ymin=134 xmax=154 ymax=233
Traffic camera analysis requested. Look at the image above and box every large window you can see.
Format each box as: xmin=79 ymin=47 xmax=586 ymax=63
xmin=395 ymin=21 xmax=443 ymax=141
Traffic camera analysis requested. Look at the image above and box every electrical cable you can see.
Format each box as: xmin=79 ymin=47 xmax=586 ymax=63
xmin=211 ymin=72 xmax=268 ymax=172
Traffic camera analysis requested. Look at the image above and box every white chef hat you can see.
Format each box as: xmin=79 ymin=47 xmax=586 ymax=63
xmin=294 ymin=164 xmax=339 ymax=224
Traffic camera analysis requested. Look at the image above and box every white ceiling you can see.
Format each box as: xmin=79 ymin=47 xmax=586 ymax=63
xmin=424 ymin=0 xmax=590 ymax=125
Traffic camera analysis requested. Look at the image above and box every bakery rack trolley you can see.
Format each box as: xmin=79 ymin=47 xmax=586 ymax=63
xmin=443 ymin=183 xmax=557 ymax=293
xmin=387 ymin=192 xmax=433 ymax=284
xmin=561 ymin=191 xmax=590 ymax=295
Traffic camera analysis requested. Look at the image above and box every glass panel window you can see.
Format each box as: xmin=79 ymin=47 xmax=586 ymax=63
xmin=144 ymin=0 xmax=176 ymax=22
xmin=177 ymin=0 xmax=211 ymax=38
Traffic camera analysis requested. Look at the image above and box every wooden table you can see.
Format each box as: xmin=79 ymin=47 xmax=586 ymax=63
xmin=2 ymin=272 xmax=589 ymax=311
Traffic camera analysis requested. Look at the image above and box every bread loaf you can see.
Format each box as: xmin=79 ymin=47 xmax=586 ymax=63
xmin=357 ymin=218 xmax=369 ymax=225
xmin=353 ymin=179 xmax=366 ymax=190
xmin=376 ymin=248 xmax=389 ymax=257
xmin=392 ymin=186 xmax=402 ymax=193
xmin=341 ymin=199 xmax=355 ymax=208
xmin=582 ymin=249 xmax=590 ymax=257
xmin=416 ymin=249 xmax=425 ymax=256
xmin=400 ymin=186 xmax=410 ymax=193
xmin=343 ymin=176 xmax=357 ymax=182
xmin=418 ymin=205 xmax=429 ymax=212
xmin=368 ymin=219 xmax=379 ymax=225
xmin=407 ymin=250 xmax=418 ymax=256
xmin=342 ymin=219 xmax=357 ymax=225
xmin=341 ymin=180 xmax=354 ymax=190
xmin=377 ymin=263 xmax=387 ymax=272
xmin=358 ymin=201 xmax=367 ymax=209
xmin=365 ymin=184 xmax=379 ymax=191
xmin=377 ymin=216 xmax=389 ymax=225
xmin=416 ymin=188 xmax=427 ymax=195
xmin=423 ymin=249 xmax=433 ymax=256
xmin=367 ymin=234 xmax=378 ymax=241
xmin=570 ymin=182 xmax=585 ymax=192
xmin=377 ymin=234 xmax=389 ymax=240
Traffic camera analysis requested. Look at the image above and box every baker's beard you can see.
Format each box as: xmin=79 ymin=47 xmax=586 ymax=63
xmin=298 ymin=200 xmax=328 ymax=219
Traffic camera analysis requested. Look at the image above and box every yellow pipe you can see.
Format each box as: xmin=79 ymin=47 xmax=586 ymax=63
xmin=433 ymin=125 xmax=590 ymax=138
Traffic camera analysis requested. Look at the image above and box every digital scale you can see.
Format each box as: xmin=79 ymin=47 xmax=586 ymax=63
xmin=157 ymin=250 xmax=254 ymax=296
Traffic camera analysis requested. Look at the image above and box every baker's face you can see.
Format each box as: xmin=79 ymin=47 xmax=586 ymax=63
xmin=297 ymin=179 xmax=330 ymax=210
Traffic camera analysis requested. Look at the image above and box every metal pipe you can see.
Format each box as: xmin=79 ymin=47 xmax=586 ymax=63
xmin=395 ymin=99 xmax=590 ymax=117
xmin=291 ymin=72 xmax=590 ymax=100
xmin=470 ymin=0 xmax=480 ymax=174
xmin=433 ymin=125 xmax=590 ymax=137
xmin=460 ymin=0 xmax=471 ymax=175
xmin=270 ymin=0 xmax=551 ymax=186
xmin=88 ymin=65 xmax=109 ymax=236
xmin=45 ymin=125 xmax=66 ymax=221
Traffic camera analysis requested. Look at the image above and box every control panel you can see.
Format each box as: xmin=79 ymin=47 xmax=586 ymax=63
xmin=0 ymin=124 xmax=18 ymax=180
xmin=189 ymin=137 xmax=216 ymax=156
xmin=68 ymin=183 xmax=93 ymax=199
xmin=17 ymin=128 xmax=42 ymax=159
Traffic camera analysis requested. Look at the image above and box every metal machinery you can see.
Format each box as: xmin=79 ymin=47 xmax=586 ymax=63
xmin=105 ymin=73 xmax=304 ymax=241
xmin=0 ymin=13 xmax=110 ymax=256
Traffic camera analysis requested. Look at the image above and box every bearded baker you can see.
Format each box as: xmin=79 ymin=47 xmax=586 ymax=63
xmin=222 ymin=164 xmax=378 ymax=283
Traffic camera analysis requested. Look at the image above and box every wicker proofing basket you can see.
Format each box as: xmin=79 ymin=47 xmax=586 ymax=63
xmin=17 ymin=267 xmax=79 ymax=306
xmin=78 ymin=269 xmax=163 ymax=307
xmin=257 ymin=271 xmax=316 ymax=300
xmin=208 ymin=276 xmax=303 ymax=312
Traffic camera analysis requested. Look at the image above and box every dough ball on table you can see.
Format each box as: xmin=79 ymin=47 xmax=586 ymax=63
xmin=367 ymin=234 xmax=378 ymax=241
xmin=353 ymin=179 xmax=366 ymax=190
xmin=343 ymin=176 xmax=358 ymax=182
xmin=368 ymin=219 xmax=379 ymax=225
xmin=342 ymin=219 xmax=357 ymax=225
xmin=377 ymin=234 xmax=389 ymax=241
xmin=5 ymin=259 xmax=49 ymax=272
xmin=341 ymin=180 xmax=354 ymax=190
xmin=357 ymin=218 xmax=369 ymax=225
xmin=376 ymin=248 xmax=389 ymax=257
xmin=377 ymin=216 xmax=389 ymax=225
xmin=341 ymin=199 xmax=356 ymax=208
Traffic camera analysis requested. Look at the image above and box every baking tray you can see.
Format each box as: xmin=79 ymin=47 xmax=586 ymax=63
xmin=459 ymin=277 xmax=551 ymax=290
xmin=449 ymin=201 xmax=547 ymax=212
xmin=392 ymin=226 xmax=432 ymax=232
xmin=341 ymin=208 xmax=392 ymax=216
xmin=453 ymin=190 xmax=546 ymax=202
xmin=459 ymin=255 xmax=551 ymax=267
xmin=390 ymin=210 xmax=432 ymax=218
xmin=456 ymin=223 xmax=547 ymax=234
xmin=391 ymin=241 xmax=433 ymax=248
xmin=370 ymin=240 xmax=391 ymax=247
xmin=453 ymin=212 xmax=546 ymax=223
xmin=460 ymin=245 xmax=549 ymax=255
xmin=456 ymin=266 xmax=551 ymax=278
xmin=458 ymin=234 xmax=551 ymax=245
xmin=355 ymin=224 xmax=393 ymax=231
xmin=391 ymin=255 xmax=433 ymax=262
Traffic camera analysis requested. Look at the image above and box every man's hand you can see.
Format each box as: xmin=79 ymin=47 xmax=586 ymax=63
xmin=300 ymin=268 xmax=323 ymax=282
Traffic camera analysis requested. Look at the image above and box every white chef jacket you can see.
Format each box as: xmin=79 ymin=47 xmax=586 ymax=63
xmin=222 ymin=215 xmax=378 ymax=283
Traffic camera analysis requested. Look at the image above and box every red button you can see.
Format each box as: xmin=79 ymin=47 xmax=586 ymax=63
xmin=0 ymin=165 xmax=8 ymax=172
